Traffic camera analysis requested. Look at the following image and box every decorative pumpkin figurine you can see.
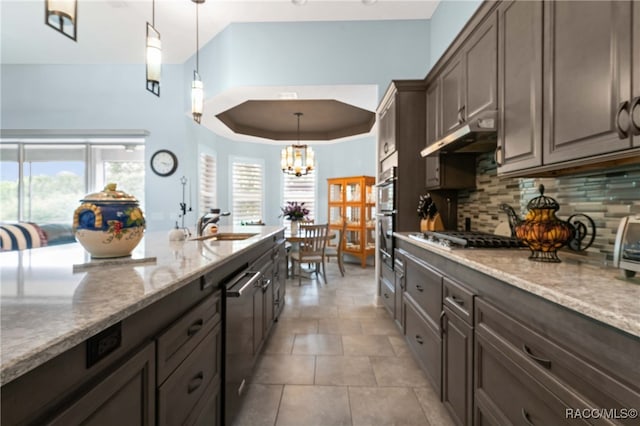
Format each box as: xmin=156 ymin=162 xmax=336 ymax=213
xmin=501 ymin=185 xmax=596 ymax=262
xmin=73 ymin=183 xmax=146 ymax=258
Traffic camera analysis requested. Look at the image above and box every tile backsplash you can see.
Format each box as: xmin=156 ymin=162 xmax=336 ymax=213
xmin=457 ymin=153 xmax=640 ymax=262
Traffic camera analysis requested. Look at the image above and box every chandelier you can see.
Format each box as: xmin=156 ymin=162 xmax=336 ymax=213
xmin=281 ymin=112 xmax=314 ymax=177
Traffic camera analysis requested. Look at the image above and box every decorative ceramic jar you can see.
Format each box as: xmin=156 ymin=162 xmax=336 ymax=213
xmin=73 ymin=183 xmax=145 ymax=258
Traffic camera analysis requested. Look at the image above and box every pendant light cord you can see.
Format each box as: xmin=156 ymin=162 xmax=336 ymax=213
xmin=152 ymin=0 xmax=155 ymax=26
xmin=196 ymin=3 xmax=200 ymax=73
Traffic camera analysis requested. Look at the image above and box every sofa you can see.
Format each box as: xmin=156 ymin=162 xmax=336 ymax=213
xmin=0 ymin=222 xmax=76 ymax=251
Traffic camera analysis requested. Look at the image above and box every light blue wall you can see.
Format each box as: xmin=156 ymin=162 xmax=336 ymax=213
xmin=429 ymin=0 xmax=482 ymax=68
xmin=2 ymin=9 xmax=486 ymax=232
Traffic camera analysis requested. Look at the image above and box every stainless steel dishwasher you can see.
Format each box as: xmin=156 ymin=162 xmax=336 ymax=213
xmin=222 ymin=266 xmax=263 ymax=426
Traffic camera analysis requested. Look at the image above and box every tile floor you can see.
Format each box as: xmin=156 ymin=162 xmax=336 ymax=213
xmin=232 ymin=262 xmax=455 ymax=426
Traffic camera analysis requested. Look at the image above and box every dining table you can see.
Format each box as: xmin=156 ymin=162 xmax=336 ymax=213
xmin=283 ymin=228 xmax=337 ymax=278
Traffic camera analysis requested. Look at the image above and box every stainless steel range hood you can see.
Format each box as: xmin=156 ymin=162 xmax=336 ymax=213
xmin=420 ymin=110 xmax=498 ymax=157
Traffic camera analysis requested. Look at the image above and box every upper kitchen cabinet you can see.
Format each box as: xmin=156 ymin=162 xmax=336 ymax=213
xmin=543 ymin=0 xmax=633 ymax=164
xmin=440 ymin=10 xmax=498 ymax=135
xmin=378 ymin=96 xmax=397 ymax=162
xmin=634 ymin=1 xmax=640 ymax=144
xmin=496 ymin=0 xmax=543 ymax=174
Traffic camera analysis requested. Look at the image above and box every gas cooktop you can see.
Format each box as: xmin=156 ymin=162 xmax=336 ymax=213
xmin=409 ymin=231 xmax=525 ymax=249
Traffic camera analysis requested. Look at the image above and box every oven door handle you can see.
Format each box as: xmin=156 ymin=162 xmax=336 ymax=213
xmin=380 ymin=250 xmax=392 ymax=259
xmin=376 ymin=211 xmax=396 ymax=217
xmin=226 ymin=271 xmax=262 ymax=297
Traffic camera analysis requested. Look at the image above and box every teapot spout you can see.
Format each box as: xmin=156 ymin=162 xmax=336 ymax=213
xmin=499 ymin=203 xmax=520 ymax=239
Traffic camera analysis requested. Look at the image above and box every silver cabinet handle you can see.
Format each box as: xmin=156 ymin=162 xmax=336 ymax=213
xmin=616 ymin=100 xmax=630 ymax=139
xmin=522 ymin=344 xmax=552 ymax=369
xmin=521 ymin=408 xmax=535 ymax=426
xmin=630 ymin=96 xmax=640 ymax=135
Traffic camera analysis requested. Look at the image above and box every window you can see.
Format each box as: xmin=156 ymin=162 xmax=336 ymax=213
xmin=282 ymin=169 xmax=316 ymax=222
xmin=199 ymin=152 xmax=216 ymax=215
xmin=230 ymin=157 xmax=264 ymax=226
xmin=0 ymin=139 xmax=144 ymax=224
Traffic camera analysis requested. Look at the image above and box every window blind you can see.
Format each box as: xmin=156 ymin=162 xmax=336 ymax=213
xmin=283 ymin=170 xmax=316 ymax=222
xmin=231 ymin=158 xmax=263 ymax=225
xmin=199 ymin=153 xmax=216 ymax=215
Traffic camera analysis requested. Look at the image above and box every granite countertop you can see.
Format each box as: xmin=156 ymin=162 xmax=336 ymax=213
xmin=395 ymin=232 xmax=640 ymax=339
xmin=0 ymin=226 xmax=283 ymax=386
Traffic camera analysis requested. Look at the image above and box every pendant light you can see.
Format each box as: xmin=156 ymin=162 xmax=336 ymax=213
xmin=146 ymin=0 xmax=161 ymax=96
xmin=281 ymin=112 xmax=314 ymax=177
xmin=45 ymin=0 xmax=77 ymax=41
xmin=191 ymin=0 xmax=205 ymax=124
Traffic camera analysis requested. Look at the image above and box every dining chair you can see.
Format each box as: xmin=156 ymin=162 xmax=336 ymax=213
xmin=325 ymin=220 xmax=347 ymax=276
xmin=290 ymin=224 xmax=329 ymax=286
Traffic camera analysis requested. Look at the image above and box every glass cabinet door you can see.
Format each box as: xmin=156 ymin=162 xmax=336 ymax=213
xmin=329 ymin=206 xmax=343 ymax=226
xmin=329 ymin=182 xmax=344 ymax=202
xmin=345 ymin=206 xmax=361 ymax=227
xmin=345 ymin=182 xmax=361 ymax=202
xmin=345 ymin=230 xmax=362 ymax=252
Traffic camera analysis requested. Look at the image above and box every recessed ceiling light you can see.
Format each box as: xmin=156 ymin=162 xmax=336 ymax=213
xmin=279 ymin=92 xmax=299 ymax=100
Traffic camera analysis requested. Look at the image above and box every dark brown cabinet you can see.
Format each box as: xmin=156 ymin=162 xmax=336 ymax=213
xmin=543 ymin=0 xmax=634 ymax=164
xmin=496 ymin=0 xmax=543 ymax=174
xmin=439 ymin=11 xmax=497 ymax=136
xmin=378 ymin=96 xmax=397 ymax=161
xmin=425 ymin=154 xmax=476 ymax=190
xmin=442 ymin=306 xmax=473 ymax=426
xmin=393 ymin=251 xmax=405 ymax=330
xmin=49 ymin=342 xmax=156 ymax=426
xmin=633 ymin=1 xmax=640 ymax=145
xmin=272 ymin=239 xmax=287 ymax=321
xmin=402 ymin=250 xmax=443 ymax=394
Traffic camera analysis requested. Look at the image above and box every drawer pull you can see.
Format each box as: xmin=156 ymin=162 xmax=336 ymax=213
xmin=450 ymin=296 xmax=464 ymax=306
xmin=522 ymin=344 xmax=552 ymax=369
xmin=187 ymin=372 xmax=204 ymax=394
xmin=415 ymin=335 xmax=424 ymax=345
xmin=187 ymin=319 xmax=204 ymax=337
xmin=521 ymin=408 xmax=535 ymax=426
xmin=415 ymin=284 xmax=424 ymax=292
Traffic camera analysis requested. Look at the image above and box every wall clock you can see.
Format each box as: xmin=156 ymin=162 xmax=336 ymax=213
xmin=150 ymin=149 xmax=178 ymax=177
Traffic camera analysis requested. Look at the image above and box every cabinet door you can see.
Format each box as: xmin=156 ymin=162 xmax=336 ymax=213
xmin=378 ymin=97 xmax=396 ymax=160
xmin=441 ymin=56 xmax=465 ymax=134
xmin=49 ymin=342 xmax=155 ymax=426
xmin=633 ymin=1 xmax=640 ymax=146
xmin=543 ymin=0 xmax=632 ymax=164
xmin=403 ymin=252 xmax=443 ymax=327
xmin=425 ymin=155 xmax=442 ymax=189
xmin=404 ymin=299 xmax=442 ymax=396
xmin=464 ymin=12 xmax=497 ymax=123
xmin=497 ymin=0 xmax=543 ymax=173
xmin=426 ymin=81 xmax=440 ymax=145
xmin=442 ymin=307 xmax=473 ymax=426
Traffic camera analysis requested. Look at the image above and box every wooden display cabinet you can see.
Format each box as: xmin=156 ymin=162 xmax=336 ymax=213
xmin=327 ymin=176 xmax=376 ymax=267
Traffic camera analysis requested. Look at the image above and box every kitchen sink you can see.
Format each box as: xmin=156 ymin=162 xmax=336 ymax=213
xmin=190 ymin=232 xmax=258 ymax=241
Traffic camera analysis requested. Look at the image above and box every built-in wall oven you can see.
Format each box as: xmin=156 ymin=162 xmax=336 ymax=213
xmin=377 ymin=167 xmax=396 ymax=269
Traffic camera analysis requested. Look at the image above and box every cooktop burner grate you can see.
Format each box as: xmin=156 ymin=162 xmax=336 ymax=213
xmin=422 ymin=231 xmax=525 ymax=249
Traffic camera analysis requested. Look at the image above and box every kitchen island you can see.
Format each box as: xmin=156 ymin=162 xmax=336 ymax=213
xmin=390 ymin=232 xmax=640 ymax=426
xmin=1 ymin=226 xmax=285 ymax=425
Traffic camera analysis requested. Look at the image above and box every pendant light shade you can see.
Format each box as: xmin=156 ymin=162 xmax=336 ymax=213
xmin=192 ymin=71 xmax=204 ymax=124
xmin=146 ymin=22 xmax=161 ymax=96
xmin=45 ymin=0 xmax=77 ymax=41
xmin=281 ymin=113 xmax=314 ymax=177
xmin=191 ymin=0 xmax=205 ymax=124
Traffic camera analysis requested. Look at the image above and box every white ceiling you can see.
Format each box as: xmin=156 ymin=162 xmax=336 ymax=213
xmin=1 ymin=0 xmax=440 ymax=64
xmin=1 ymin=0 xmax=440 ymax=143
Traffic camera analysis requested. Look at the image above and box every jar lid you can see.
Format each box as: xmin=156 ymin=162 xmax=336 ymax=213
xmin=526 ymin=184 xmax=559 ymax=210
xmin=80 ymin=183 xmax=139 ymax=203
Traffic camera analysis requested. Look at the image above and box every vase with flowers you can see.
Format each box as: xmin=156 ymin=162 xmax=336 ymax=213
xmin=280 ymin=201 xmax=310 ymax=235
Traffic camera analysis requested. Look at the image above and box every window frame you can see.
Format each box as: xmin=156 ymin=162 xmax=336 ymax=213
xmin=228 ymin=155 xmax=265 ymax=226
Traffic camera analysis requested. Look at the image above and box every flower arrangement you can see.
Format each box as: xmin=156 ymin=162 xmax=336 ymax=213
xmin=280 ymin=201 xmax=310 ymax=221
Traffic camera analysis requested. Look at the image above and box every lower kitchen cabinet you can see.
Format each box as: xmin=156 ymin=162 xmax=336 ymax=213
xmin=48 ymin=342 xmax=156 ymax=426
xmin=442 ymin=306 xmax=473 ymax=426
xmin=393 ymin=237 xmax=640 ymax=426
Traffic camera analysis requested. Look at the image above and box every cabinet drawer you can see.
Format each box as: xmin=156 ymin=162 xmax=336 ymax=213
xmin=404 ymin=253 xmax=442 ymax=326
xmin=157 ymin=292 xmax=221 ymax=384
xmin=443 ymin=277 xmax=474 ymax=325
xmin=475 ymin=329 xmax=581 ymax=426
xmin=476 ymin=298 xmax=640 ymax=425
xmin=381 ymin=261 xmax=394 ymax=285
xmin=381 ymin=277 xmax=395 ymax=317
xmin=404 ymin=298 xmax=441 ymax=394
xmin=158 ymin=323 xmax=222 ymax=426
